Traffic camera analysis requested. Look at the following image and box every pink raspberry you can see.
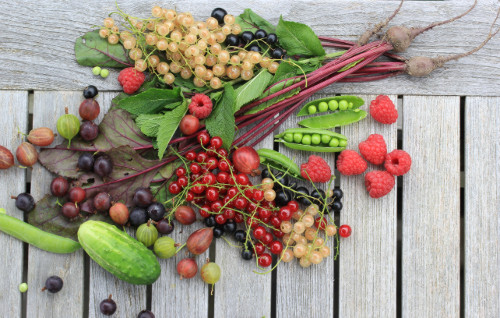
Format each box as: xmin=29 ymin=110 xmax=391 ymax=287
xmin=358 ymin=134 xmax=387 ymax=165
xmin=370 ymin=95 xmax=398 ymax=124
xmin=336 ymin=150 xmax=367 ymax=176
xmin=188 ymin=94 xmax=213 ymax=119
xmin=117 ymin=67 xmax=145 ymax=94
xmin=365 ymin=170 xmax=395 ymax=198
xmin=300 ymin=155 xmax=332 ymax=183
xmin=385 ymin=149 xmax=412 ymax=176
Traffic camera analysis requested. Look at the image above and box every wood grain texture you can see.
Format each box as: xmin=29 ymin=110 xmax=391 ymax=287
xmin=339 ymin=95 xmax=398 ymax=318
xmin=464 ymin=97 xmax=500 ymax=318
xmin=87 ymin=92 xmax=147 ymax=318
xmin=0 ymin=91 xmax=28 ymax=317
xmin=213 ymin=134 xmax=273 ymax=318
xmin=152 ymin=222 xmax=209 ymax=317
xmin=276 ymin=93 xmax=335 ymax=317
xmin=28 ymin=92 xmax=84 ymax=318
xmin=402 ymin=96 xmax=460 ymax=317
xmin=0 ymin=0 xmax=498 ymax=95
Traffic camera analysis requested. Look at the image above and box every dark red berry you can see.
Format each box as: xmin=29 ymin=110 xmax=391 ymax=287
xmin=258 ymin=207 xmax=271 ymax=219
xmin=287 ymin=200 xmax=299 ymax=213
xmin=79 ymin=121 xmax=99 ymax=141
xmin=261 ymin=232 xmax=273 ymax=245
xmin=273 ymin=229 xmax=284 ymax=238
xmin=253 ymin=226 xmax=266 ymax=240
xmin=93 ymin=192 xmax=111 ymax=212
xmin=205 ymin=187 xmax=219 ymax=202
xmin=206 ymin=157 xmax=218 ymax=170
xmin=202 ymin=173 xmax=216 ymax=185
xmin=196 ymin=152 xmax=208 ymax=163
xmin=235 ymin=174 xmax=249 ymax=185
xmin=133 ymin=187 xmax=153 ymax=207
xmin=156 ymin=219 xmax=174 ymax=234
xmin=209 ymin=136 xmax=223 ymax=149
xmin=176 ymin=167 xmax=187 ymax=177
xmin=247 ymin=217 xmax=258 ymax=228
xmin=191 ymin=183 xmax=206 ymax=194
xmin=269 ymin=241 xmax=283 ymax=255
xmin=177 ymin=176 xmax=188 ymax=188
xmin=216 ymin=148 xmax=228 ymax=157
xmin=315 ymin=217 xmax=328 ymax=230
xmin=189 ymin=162 xmax=201 ymax=174
xmin=253 ymin=242 xmax=265 ymax=255
xmin=199 ymin=205 xmax=210 ymax=218
xmin=61 ymin=202 xmax=80 ymax=219
xmin=258 ymin=253 xmax=272 ymax=267
xmin=222 ymin=208 xmax=235 ymax=220
xmin=339 ymin=224 xmax=352 ymax=238
xmin=185 ymin=191 xmax=194 ymax=202
xmin=168 ymin=182 xmax=181 ymax=194
xmin=79 ymin=99 xmax=100 ymax=121
xmin=210 ymin=200 xmax=223 ymax=213
xmin=197 ymin=132 xmax=210 ymax=145
xmin=215 ymin=214 xmax=226 ymax=225
xmin=234 ymin=213 xmax=244 ymax=223
xmin=68 ymin=187 xmax=86 ymax=203
xmin=50 ymin=177 xmax=69 ymax=197
xmin=270 ymin=215 xmax=281 ymax=228
xmin=278 ymin=206 xmax=292 ymax=221
xmin=216 ymin=172 xmax=229 ymax=183
xmin=253 ymin=189 xmax=264 ymax=201
xmin=234 ymin=197 xmax=248 ymax=210
xmin=218 ymin=159 xmax=230 ymax=171
xmin=226 ymin=187 xmax=238 ymax=198
xmin=185 ymin=150 xmax=196 ymax=161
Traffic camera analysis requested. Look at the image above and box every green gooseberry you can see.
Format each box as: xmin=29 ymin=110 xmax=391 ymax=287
xmin=92 ymin=66 xmax=101 ymax=76
xmin=56 ymin=109 xmax=80 ymax=147
xmin=19 ymin=283 xmax=28 ymax=293
xmin=318 ymin=102 xmax=328 ymax=112
xmin=328 ymin=100 xmax=339 ymax=111
xmin=154 ymin=236 xmax=176 ymax=259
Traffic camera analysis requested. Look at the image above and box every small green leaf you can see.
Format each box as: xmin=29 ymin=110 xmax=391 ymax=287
xmin=206 ymin=85 xmax=236 ymax=149
xmin=235 ymin=9 xmax=276 ymax=34
xmin=117 ymin=87 xmax=183 ymax=115
xmin=174 ymin=77 xmax=208 ymax=93
xmin=136 ymin=114 xmax=164 ymax=137
xmin=157 ymin=101 xmax=188 ymax=158
xmin=276 ymin=17 xmax=325 ymax=57
xmin=74 ymin=30 xmax=132 ymax=68
xmin=234 ymin=70 xmax=273 ymax=112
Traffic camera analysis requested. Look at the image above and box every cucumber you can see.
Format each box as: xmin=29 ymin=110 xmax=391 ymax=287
xmin=78 ymin=221 xmax=161 ymax=285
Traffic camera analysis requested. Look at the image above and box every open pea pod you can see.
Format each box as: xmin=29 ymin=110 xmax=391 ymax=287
xmin=296 ymin=95 xmax=364 ymax=117
xmin=276 ymin=141 xmax=346 ymax=153
xmin=298 ymin=109 xmax=367 ymax=129
xmin=257 ymin=148 xmax=303 ymax=179
xmin=274 ymin=128 xmax=348 ymax=152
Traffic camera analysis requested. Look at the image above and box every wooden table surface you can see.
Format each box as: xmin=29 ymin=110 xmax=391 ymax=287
xmin=0 ymin=0 xmax=498 ymax=317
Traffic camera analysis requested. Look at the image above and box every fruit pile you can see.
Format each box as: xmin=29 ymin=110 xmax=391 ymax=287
xmin=99 ymin=7 xmax=285 ymax=88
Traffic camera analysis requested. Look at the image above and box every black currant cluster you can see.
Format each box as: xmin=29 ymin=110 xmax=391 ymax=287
xmin=128 ymin=188 xmax=174 ymax=235
xmin=203 ymin=216 xmax=237 ymax=239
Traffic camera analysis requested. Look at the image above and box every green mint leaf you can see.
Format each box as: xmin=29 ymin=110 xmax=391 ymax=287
xmin=136 ymin=113 xmax=164 ymax=137
xmin=156 ymin=101 xmax=188 ymax=158
xmin=234 ymin=69 xmax=273 ymax=112
xmin=276 ymin=17 xmax=325 ymax=57
xmin=235 ymin=9 xmax=276 ymax=33
xmin=117 ymin=87 xmax=183 ymax=115
xmin=74 ymin=30 xmax=132 ymax=68
xmin=206 ymin=85 xmax=236 ymax=149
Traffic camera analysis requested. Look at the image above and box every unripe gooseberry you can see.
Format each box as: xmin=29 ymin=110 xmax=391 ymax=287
xmin=200 ymin=262 xmax=221 ymax=284
xmin=57 ymin=108 xmax=80 ymax=147
xmin=154 ymin=236 xmax=177 ymax=259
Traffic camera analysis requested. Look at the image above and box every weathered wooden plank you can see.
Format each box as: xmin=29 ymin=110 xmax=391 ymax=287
xmin=276 ymin=93 xmax=335 ymax=317
xmin=464 ymin=97 xmax=500 ymax=318
xmin=402 ymin=96 xmax=460 ymax=317
xmin=152 ymin=222 xmax=209 ymax=317
xmin=87 ymin=92 xmax=147 ymax=318
xmin=0 ymin=91 xmax=28 ymax=317
xmin=213 ymin=134 xmax=273 ymax=318
xmin=28 ymin=92 xmax=84 ymax=318
xmin=339 ymin=94 xmax=398 ymax=318
xmin=0 ymin=1 xmax=498 ymax=95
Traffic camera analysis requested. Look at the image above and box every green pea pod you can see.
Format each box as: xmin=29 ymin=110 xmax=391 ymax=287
xmin=277 ymin=141 xmax=346 ymax=152
xmin=275 ymin=128 xmax=347 ymax=141
xmin=297 ymin=96 xmax=364 ymax=116
xmin=0 ymin=211 xmax=81 ymax=253
xmin=257 ymin=148 xmax=302 ymax=179
xmin=298 ymin=109 xmax=367 ymax=129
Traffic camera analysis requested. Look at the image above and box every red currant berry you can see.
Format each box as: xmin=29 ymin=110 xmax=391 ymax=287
xmin=68 ymin=187 xmax=86 ymax=204
xmin=202 ymin=173 xmax=217 ymax=185
xmin=253 ymin=189 xmax=264 ymax=201
xmin=177 ymin=176 xmax=188 ymax=188
xmin=315 ymin=217 xmax=328 ymax=230
xmin=196 ymin=152 xmax=208 ymax=163
xmin=185 ymin=191 xmax=194 ymax=202
xmin=176 ymin=167 xmax=187 ymax=177
xmin=169 ymin=182 xmax=181 ymax=194
xmin=191 ymin=183 xmax=206 ymax=194
xmin=253 ymin=226 xmax=266 ymax=240
xmin=236 ymin=173 xmax=249 ymax=185
xmin=253 ymin=242 xmax=265 ymax=255
xmin=206 ymin=157 xmax=218 ymax=170
xmin=270 ymin=215 xmax=281 ymax=228
xmin=258 ymin=208 xmax=272 ymax=219
xmin=244 ymin=187 xmax=253 ymax=199
xmin=234 ymin=197 xmax=248 ymax=210
xmin=217 ymin=148 xmax=228 ymax=157
xmin=246 ymin=201 xmax=257 ymax=213
xmin=273 ymin=229 xmax=285 ymax=238
xmin=194 ymin=197 xmax=206 ymax=205
xmin=197 ymin=132 xmax=210 ymax=145
xmin=269 ymin=241 xmax=283 ymax=255
xmin=278 ymin=206 xmax=292 ymax=221
xmin=222 ymin=195 xmax=233 ymax=206
xmin=261 ymin=232 xmax=273 ymax=245
xmin=215 ymin=214 xmax=226 ymax=225
xmin=210 ymin=136 xmax=223 ymax=149
xmin=258 ymin=253 xmax=272 ymax=267
xmin=185 ymin=150 xmax=196 ymax=161
xmin=261 ymin=216 xmax=270 ymax=224
xmin=227 ymin=187 xmax=238 ymax=198
xmin=189 ymin=162 xmax=201 ymax=174
xmin=199 ymin=205 xmax=211 ymax=218
xmin=339 ymin=224 xmax=352 ymax=238
xmin=218 ymin=159 xmax=230 ymax=171
xmin=216 ymin=172 xmax=229 ymax=184
xmin=206 ymin=187 xmax=219 ymax=202
xmin=247 ymin=217 xmax=259 ymax=228
xmin=191 ymin=173 xmax=202 ymax=181
xmin=210 ymin=200 xmax=223 ymax=213
xmin=222 ymin=208 xmax=235 ymax=219
xmin=234 ymin=213 xmax=244 ymax=223
xmin=206 ymin=146 xmax=218 ymax=157
xmin=287 ymin=200 xmax=299 ymax=213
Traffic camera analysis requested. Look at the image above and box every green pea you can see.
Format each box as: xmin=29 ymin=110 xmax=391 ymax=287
xmin=308 ymin=105 xmax=317 ymax=114
xmin=311 ymin=134 xmax=321 ymax=145
xmin=329 ymin=138 xmax=339 ymax=147
xmin=348 ymin=102 xmax=354 ymax=109
xmin=284 ymin=133 xmax=294 ymax=143
xmin=301 ymin=135 xmax=312 ymax=145
xmin=321 ymin=134 xmax=332 ymax=144
xmin=328 ymin=100 xmax=339 ymax=111
xmin=318 ymin=102 xmax=328 ymax=112
xmin=19 ymin=283 xmax=28 ymax=293
xmin=293 ymin=133 xmax=303 ymax=143
xmin=339 ymin=100 xmax=348 ymax=110
xmin=339 ymin=139 xmax=347 ymax=147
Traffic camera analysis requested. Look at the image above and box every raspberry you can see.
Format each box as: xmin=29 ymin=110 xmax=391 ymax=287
xmin=384 ymin=149 xmax=412 ymax=176
xmin=300 ymin=155 xmax=332 ymax=183
xmin=365 ymin=170 xmax=395 ymax=198
xmin=188 ymin=94 xmax=213 ymax=119
xmin=117 ymin=67 xmax=145 ymax=94
xmin=358 ymin=134 xmax=387 ymax=165
xmin=370 ymin=95 xmax=398 ymax=124
xmin=336 ymin=150 xmax=367 ymax=176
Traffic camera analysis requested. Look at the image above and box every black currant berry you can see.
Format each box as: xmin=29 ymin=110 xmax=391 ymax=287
xmin=311 ymin=189 xmax=326 ymax=204
xmin=146 ymin=203 xmax=165 ymax=221
xmin=275 ymin=189 xmax=292 ymax=207
xmin=204 ymin=215 xmax=216 ymax=227
xmin=240 ymin=31 xmax=254 ymax=44
xmin=273 ymin=172 xmax=289 ymax=190
xmin=332 ymin=188 xmax=343 ymax=200
xmin=254 ymin=29 xmax=267 ymax=39
xmin=79 ymin=121 xmax=99 ymax=141
xmin=225 ymin=34 xmax=239 ymax=47
xmin=83 ymin=85 xmax=98 ymax=99
xmin=330 ymin=200 xmax=343 ymax=212
xmin=155 ymin=218 xmax=174 ymax=234
xmin=100 ymin=296 xmax=117 ymax=316
xmin=211 ymin=8 xmax=227 ymax=25
xmin=271 ymin=47 xmax=285 ymax=59
xmin=213 ymin=226 xmax=224 ymax=238
xmin=266 ymin=33 xmax=278 ymax=45
xmin=13 ymin=193 xmax=35 ymax=212
xmin=43 ymin=276 xmax=63 ymax=293
xmin=295 ymin=186 xmax=311 ymax=206
xmin=248 ymin=45 xmax=261 ymax=52
xmin=223 ymin=219 xmax=236 ymax=234
xmin=137 ymin=310 xmax=155 ymax=318
xmin=241 ymin=249 xmax=253 ymax=260
xmin=261 ymin=167 xmax=271 ymax=179
xmin=129 ymin=207 xmax=148 ymax=227
xmin=133 ymin=187 xmax=154 ymax=208
xmin=234 ymin=230 xmax=246 ymax=243
xmin=78 ymin=152 xmax=94 ymax=171
xmin=94 ymin=155 xmax=113 ymax=178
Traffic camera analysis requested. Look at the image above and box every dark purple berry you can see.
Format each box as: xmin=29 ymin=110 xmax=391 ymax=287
xmin=133 ymin=188 xmax=153 ymax=208
xmin=50 ymin=177 xmax=69 ymax=197
xmin=240 ymin=31 xmax=254 ymax=44
xmin=13 ymin=193 xmax=35 ymax=212
xmin=99 ymin=296 xmax=117 ymax=316
xmin=78 ymin=152 xmax=94 ymax=171
xmin=79 ymin=121 xmax=99 ymax=141
xmin=93 ymin=192 xmax=111 ymax=212
xmin=61 ymin=202 xmax=80 ymax=219
xmin=266 ymin=33 xmax=278 ymax=45
xmin=137 ymin=310 xmax=155 ymax=318
xmin=83 ymin=85 xmax=98 ymax=99
xmin=146 ymin=203 xmax=165 ymax=221
xmin=43 ymin=276 xmax=63 ymax=293
xmin=210 ymin=8 xmax=227 ymax=24
xmin=129 ymin=208 xmax=148 ymax=227
xmin=271 ymin=47 xmax=285 ymax=59
xmin=254 ymin=29 xmax=267 ymax=39
xmin=155 ymin=219 xmax=174 ymax=234
xmin=94 ymin=155 xmax=113 ymax=178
